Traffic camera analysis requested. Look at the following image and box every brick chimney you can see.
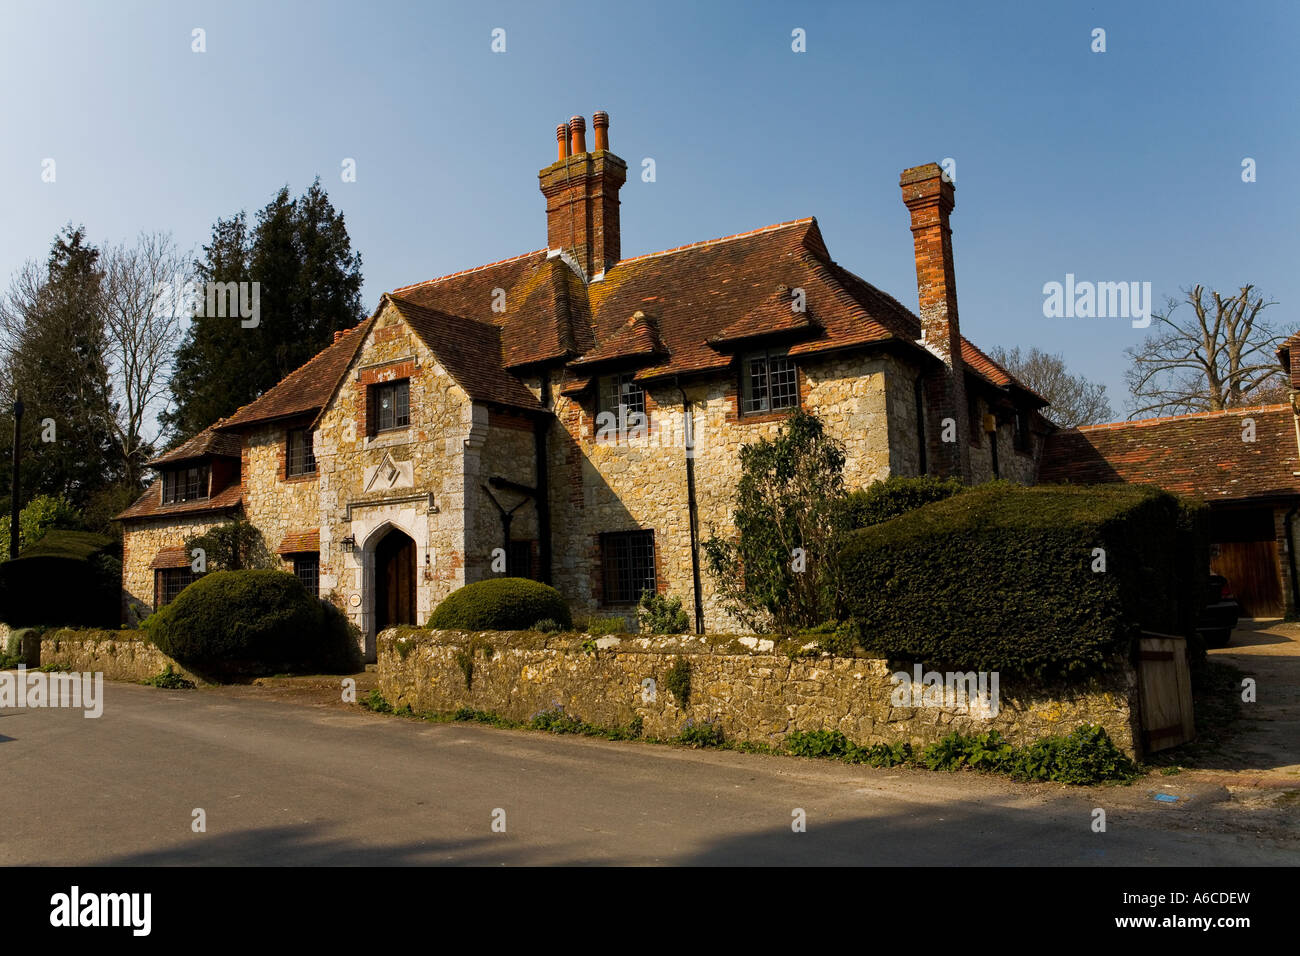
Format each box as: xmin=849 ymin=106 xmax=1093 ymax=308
xmin=539 ymin=111 xmax=627 ymax=280
xmin=901 ymin=162 xmax=970 ymax=479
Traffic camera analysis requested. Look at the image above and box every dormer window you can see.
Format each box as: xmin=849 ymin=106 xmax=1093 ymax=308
xmin=370 ymin=379 xmax=410 ymax=433
xmin=598 ymin=372 xmax=645 ymax=418
xmin=161 ymin=464 xmax=210 ymax=504
xmin=741 ymin=350 xmax=797 ymax=415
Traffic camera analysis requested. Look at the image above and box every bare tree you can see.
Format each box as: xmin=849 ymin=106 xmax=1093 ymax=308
xmin=0 ymin=260 xmax=45 ymax=396
xmin=990 ymin=345 xmax=1114 ymax=428
xmin=102 ymin=232 xmax=191 ymax=487
xmin=1124 ymin=284 xmax=1282 ymax=418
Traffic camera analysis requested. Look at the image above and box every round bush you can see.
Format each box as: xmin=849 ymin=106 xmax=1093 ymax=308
xmin=145 ymin=569 xmax=338 ymax=679
xmin=427 ymin=578 xmax=572 ymax=631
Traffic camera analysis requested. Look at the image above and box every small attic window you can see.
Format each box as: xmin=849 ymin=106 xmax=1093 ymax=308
xmin=741 ymin=350 xmax=797 ymax=415
xmin=370 ymin=379 xmax=410 ymax=433
xmin=161 ymin=464 xmax=210 ymax=504
xmin=598 ymin=372 xmax=645 ymax=418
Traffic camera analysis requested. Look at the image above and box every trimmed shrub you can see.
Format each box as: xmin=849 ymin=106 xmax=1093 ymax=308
xmin=840 ymin=475 xmax=967 ymax=529
xmin=427 ymin=578 xmax=571 ymax=631
xmin=638 ymin=592 xmax=690 ymax=634
xmin=840 ymin=483 xmax=1201 ymax=677
xmin=0 ymin=530 xmax=120 ymax=628
xmin=0 ymin=494 xmax=84 ymax=562
xmin=145 ymin=569 xmax=356 ymax=679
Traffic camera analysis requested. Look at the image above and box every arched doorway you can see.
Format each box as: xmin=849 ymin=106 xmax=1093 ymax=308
xmin=374 ymin=528 xmax=416 ymax=633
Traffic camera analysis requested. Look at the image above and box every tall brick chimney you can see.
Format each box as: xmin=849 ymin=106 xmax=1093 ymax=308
xmin=901 ymin=162 xmax=970 ymax=479
xmin=539 ymin=111 xmax=627 ymax=280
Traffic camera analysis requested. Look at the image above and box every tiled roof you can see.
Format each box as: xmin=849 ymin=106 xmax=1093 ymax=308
xmin=1039 ymin=404 xmax=1300 ymax=502
xmin=386 ymin=297 xmax=543 ymax=412
xmin=570 ymin=310 xmax=665 ymax=367
xmin=277 ymin=530 xmax=320 ymax=554
xmin=150 ymin=546 xmax=190 ymax=569
xmin=149 ymin=426 xmax=242 ymax=466
xmin=591 ymin=219 xmax=922 ymax=382
xmin=172 ymin=215 xmax=1044 ymax=443
xmin=116 ymin=480 xmax=243 ymax=522
xmin=960 ymin=339 xmax=1049 ymax=406
xmin=708 ymin=288 xmax=817 ymax=347
xmin=215 ymin=318 xmax=375 ymax=431
xmin=395 ymin=251 xmax=589 ymax=368
xmin=395 ymin=219 xmax=929 ymax=384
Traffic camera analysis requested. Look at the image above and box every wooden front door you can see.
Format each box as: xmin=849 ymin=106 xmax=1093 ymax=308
xmin=375 ymin=530 xmax=416 ymax=631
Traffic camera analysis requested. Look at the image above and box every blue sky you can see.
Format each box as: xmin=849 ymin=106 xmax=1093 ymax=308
xmin=2 ymin=0 xmax=1297 ymax=418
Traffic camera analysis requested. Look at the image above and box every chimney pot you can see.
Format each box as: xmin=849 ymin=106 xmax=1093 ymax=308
xmin=540 ymin=113 xmax=627 ymax=279
xmin=569 ymin=115 xmax=587 ymax=155
xmin=333 ymin=330 xmax=345 ymax=343
xmin=556 ymin=123 xmax=570 ymax=160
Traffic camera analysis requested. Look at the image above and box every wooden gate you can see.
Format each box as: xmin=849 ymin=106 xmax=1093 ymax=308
xmin=1211 ymin=540 xmax=1283 ymax=617
xmin=1136 ymin=632 xmax=1196 ymax=753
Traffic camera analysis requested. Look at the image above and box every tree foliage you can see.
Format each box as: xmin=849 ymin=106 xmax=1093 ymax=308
xmin=162 ymin=180 xmax=364 ymax=442
xmin=702 ymin=410 xmax=848 ymax=634
xmin=184 ymin=518 xmax=275 ymax=572
xmin=0 ymin=226 xmax=120 ymax=510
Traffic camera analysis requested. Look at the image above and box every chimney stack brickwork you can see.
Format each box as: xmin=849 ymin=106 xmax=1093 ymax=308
xmin=901 ymin=163 xmax=970 ymax=480
xmin=540 ymin=112 xmax=627 ymax=280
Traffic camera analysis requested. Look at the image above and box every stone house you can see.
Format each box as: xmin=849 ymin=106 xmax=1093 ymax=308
xmin=118 ymin=112 xmax=1048 ymax=657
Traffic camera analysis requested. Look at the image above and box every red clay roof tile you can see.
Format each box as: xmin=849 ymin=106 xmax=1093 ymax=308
xmin=117 ymin=480 xmax=243 ymax=522
xmin=215 ymin=317 xmax=375 ymax=431
xmin=1039 ymin=405 xmax=1300 ymax=501
xmin=277 ymin=530 xmax=320 ymax=554
xmin=149 ymin=426 xmax=242 ymax=466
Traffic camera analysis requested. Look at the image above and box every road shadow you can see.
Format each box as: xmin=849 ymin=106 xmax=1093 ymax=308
xmin=80 ymin=800 xmax=1296 ymax=866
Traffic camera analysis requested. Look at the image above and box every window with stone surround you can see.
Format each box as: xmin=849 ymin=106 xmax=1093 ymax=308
xmin=601 ymin=530 xmax=656 ymax=604
xmin=161 ymin=464 xmax=210 ymax=504
xmin=740 ymin=350 xmax=797 ymax=415
xmin=286 ymin=427 xmax=317 ymax=477
xmin=291 ymin=553 xmax=320 ymax=593
xmin=369 ymin=379 xmax=410 ymax=433
xmin=155 ymin=567 xmax=196 ymax=609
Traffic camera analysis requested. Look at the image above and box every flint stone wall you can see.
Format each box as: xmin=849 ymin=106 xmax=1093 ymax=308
xmin=38 ymin=630 xmax=201 ymax=684
xmin=378 ymin=628 xmax=1142 ymax=758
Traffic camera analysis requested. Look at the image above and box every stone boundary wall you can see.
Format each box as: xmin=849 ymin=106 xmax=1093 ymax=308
xmin=37 ymin=629 xmax=201 ymax=684
xmin=378 ymin=629 xmax=1143 ymax=758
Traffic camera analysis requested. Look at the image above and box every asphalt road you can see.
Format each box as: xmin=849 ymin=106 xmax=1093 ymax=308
xmin=2 ymin=682 xmax=1296 ymax=866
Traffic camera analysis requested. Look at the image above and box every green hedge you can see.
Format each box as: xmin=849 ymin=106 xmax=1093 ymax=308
xmin=840 ymin=475 xmax=967 ymax=529
xmin=427 ymin=578 xmax=572 ymax=631
xmin=145 ymin=569 xmax=359 ymax=679
xmin=0 ymin=530 xmax=120 ymax=628
xmin=839 ymin=483 xmax=1205 ymax=677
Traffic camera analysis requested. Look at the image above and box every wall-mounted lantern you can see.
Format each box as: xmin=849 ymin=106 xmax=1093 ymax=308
xmin=340 ymin=535 xmax=355 ymax=554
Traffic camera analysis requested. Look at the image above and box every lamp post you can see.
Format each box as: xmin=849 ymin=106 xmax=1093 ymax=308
xmin=9 ymin=394 xmax=22 ymax=560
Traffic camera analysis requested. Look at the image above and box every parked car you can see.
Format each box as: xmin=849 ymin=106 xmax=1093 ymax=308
xmin=1197 ymin=573 xmax=1241 ymax=648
